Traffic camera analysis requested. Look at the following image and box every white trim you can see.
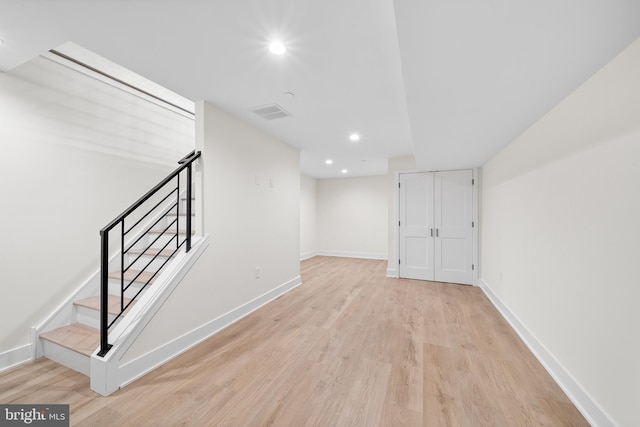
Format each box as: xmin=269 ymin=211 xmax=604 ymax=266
xmin=300 ymin=251 xmax=318 ymax=261
xmin=117 ymin=275 xmax=302 ymax=390
xmin=396 ymin=169 xmax=477 ymax=284
xmin=0 ymin=344 xmax=32 ymax=373
xmin=396 ymin=168 xmax=480 ymax=286
xmin=478 ymin=278 xmax=617 ymax=427
xmin=317 ymin=250 xmax=387 ymax=260
xmin=471 ymin=168 xmax=479 ymax=286
xmin=90 ymin=235 xmax=209 ymax=396
xmin=386 ymin=268 xmax=397 ymax=278
xmin=392 ymin=168 xmax=418 ymax=277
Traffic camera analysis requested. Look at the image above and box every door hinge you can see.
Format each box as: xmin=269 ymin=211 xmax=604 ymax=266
xmin=472 ymin=221 xmax=474 ymax=228
xmin=398 ymin=182 xmax=401 ymax=188
xmin=472 ymin=264 xmax=475 ymax=271
xmin=398 ymin=259 xmax=401 ymax=265
xmin=472 ymin=179 xmax=475 ymax=185
xmin=398 ymin=221 xmax=401 ymax=227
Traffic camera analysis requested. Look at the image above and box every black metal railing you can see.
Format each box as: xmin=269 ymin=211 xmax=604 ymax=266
xmin=97 ymin=150 xmax=201 ymax=357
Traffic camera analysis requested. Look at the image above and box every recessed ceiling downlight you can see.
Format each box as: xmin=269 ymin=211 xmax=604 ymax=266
xmin=341 ymin=169 xmax=348 ymax=174
xmin=349 ymin=133 xmax=360 ymax=142
xmin=325 ymin=159 xmax=333 ymax=165
xmin=269 ymin=41 xmax=286 ymax=55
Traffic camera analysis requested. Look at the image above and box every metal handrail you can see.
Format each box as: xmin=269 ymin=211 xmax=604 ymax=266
xmin=98 ymin=150 xmax=201 ymax=357
xmin=101 ymin=151 xmax=199 ymax=234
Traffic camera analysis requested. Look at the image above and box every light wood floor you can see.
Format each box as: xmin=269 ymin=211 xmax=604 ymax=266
xmin=0 ymin=256 xmax=588 ymax=426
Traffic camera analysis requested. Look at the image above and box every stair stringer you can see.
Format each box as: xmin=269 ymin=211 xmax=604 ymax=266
xmin=90 ymin=234 xmax=209 ymax=396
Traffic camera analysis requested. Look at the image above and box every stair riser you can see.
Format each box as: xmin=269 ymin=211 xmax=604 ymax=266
xmin=153 ymin=216 xmax=196 ymax=235
xmin=134 ymin=233 xmax=183 ymax=251
xmin=108 ymin=280 xmax=150 ymax=299
xmin=124 ymin=254 xmax=173 ymax=272
xmin=41 ymin=340 xmax=90 ymax=376
xmin=125 ymin=194 xmax=193 ymax=227
xmin=143 ymin=214 xmax=193 ymax=232
xmin=125 ymin=211 xmax=195 ymax=251
xmin=182 ymin=217 xmax=196 ymax=233
xmin=76 ymin=306 xmax=125 ymax=330
xmin=180 ymin=198 xmax=195 ymax=212
xmin=153 ymin=202 xmax=193 ymax=222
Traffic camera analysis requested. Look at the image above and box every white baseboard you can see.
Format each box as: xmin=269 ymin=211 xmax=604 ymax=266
xmin=386 ymin=268 xmax=397 ymax=278
xmin=317 ymin=250 xmax=387 ymax=260
xmin=0 ymin=344 xmax=32 ymax=373
xmin=118 ymin=275 xmax=302 ymax=389
xmin=300 ymin=251 xmax=318 ymax=261
xmin=478 ymin=278 xmax=616 ymax=427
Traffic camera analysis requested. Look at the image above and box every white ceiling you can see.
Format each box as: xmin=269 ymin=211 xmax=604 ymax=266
xmin=1 ymin=0 xmax=639 ymax=178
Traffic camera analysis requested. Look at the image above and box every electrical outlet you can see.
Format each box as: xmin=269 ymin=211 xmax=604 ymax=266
xmin=255 ymin=267 xmax=261 ymax=279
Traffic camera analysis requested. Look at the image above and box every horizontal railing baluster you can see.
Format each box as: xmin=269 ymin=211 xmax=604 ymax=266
xmin=98 ymin=151 xmax=200 ymax=357
xmin=125 ymin=205 xmax=175 ymax=260
xmin=124 ymin=187 xmax=178 ymax=236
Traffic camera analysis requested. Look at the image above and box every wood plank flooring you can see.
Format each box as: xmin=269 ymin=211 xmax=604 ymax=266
xmin=0 ymin=256 xmax=588 ymax=426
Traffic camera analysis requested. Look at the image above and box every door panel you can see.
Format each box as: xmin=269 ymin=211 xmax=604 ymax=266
xmin=399 ymin=173 xmax=434 ymax=280
xmin=440 ymin=239 xmax=467 ymax=271
xmin=406 ymin=237 xmax=431 ymax=271
xmin=434 ymin=170 xmax=473 ymax=284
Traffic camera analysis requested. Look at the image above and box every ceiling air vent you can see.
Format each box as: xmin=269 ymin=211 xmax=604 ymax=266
xmin=251 ymin=103 xmax=291 ymax=120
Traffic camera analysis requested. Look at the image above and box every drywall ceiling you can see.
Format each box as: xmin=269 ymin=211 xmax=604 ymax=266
xmin=1 ymin=1 xmax=639 ymax=178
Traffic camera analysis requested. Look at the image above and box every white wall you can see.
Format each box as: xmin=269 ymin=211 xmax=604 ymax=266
xmin=480 ymin=37 xmax=640 ymax=427
xmin=300 ymin=174 xmax=317 ymax=259
xmin=122 ymin=101 xmax=301 ymax=361
xmin=316 ymin=175 xmax=388 ymax=259
xmin=0 ymin=56 xmax=193 ymax=356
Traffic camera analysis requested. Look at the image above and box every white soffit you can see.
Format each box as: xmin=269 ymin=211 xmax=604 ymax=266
xmin=393 ymin=0 xmax=640 ymax=171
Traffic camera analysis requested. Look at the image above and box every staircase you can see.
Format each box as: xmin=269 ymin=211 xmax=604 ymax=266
xmin=35 ymin=151 xmax=202 ymax=388
xmin=39 ymin=202 xmax=195 ymax=376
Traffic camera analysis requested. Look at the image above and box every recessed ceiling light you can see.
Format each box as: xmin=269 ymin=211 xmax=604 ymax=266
xmin=325 ymin=159 xmax=333 ymax=165
xmin=349 ymin=133 xmax=360 ymax=142
xmin=269 ymin=41 xmax=286 ymax=55
xmin=341 ymin=169 xmax=348 ymax=174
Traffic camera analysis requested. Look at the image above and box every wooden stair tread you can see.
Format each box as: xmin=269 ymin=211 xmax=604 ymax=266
xmin=128 ymin=248 xmax=176 ymax=258
xmin=167 ymin=212 xmax=195 ymax=216
xmin=40 ymin=324 xmax=99 ymax=357
xmin=74 ymin=295 xmax=135 ymax=315
xmin=108 ymin=269 xmax=157 ymax=284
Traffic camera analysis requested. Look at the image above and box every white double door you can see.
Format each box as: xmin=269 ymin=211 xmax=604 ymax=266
xmin=399 ymin=170 xmax=474 ymax=285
